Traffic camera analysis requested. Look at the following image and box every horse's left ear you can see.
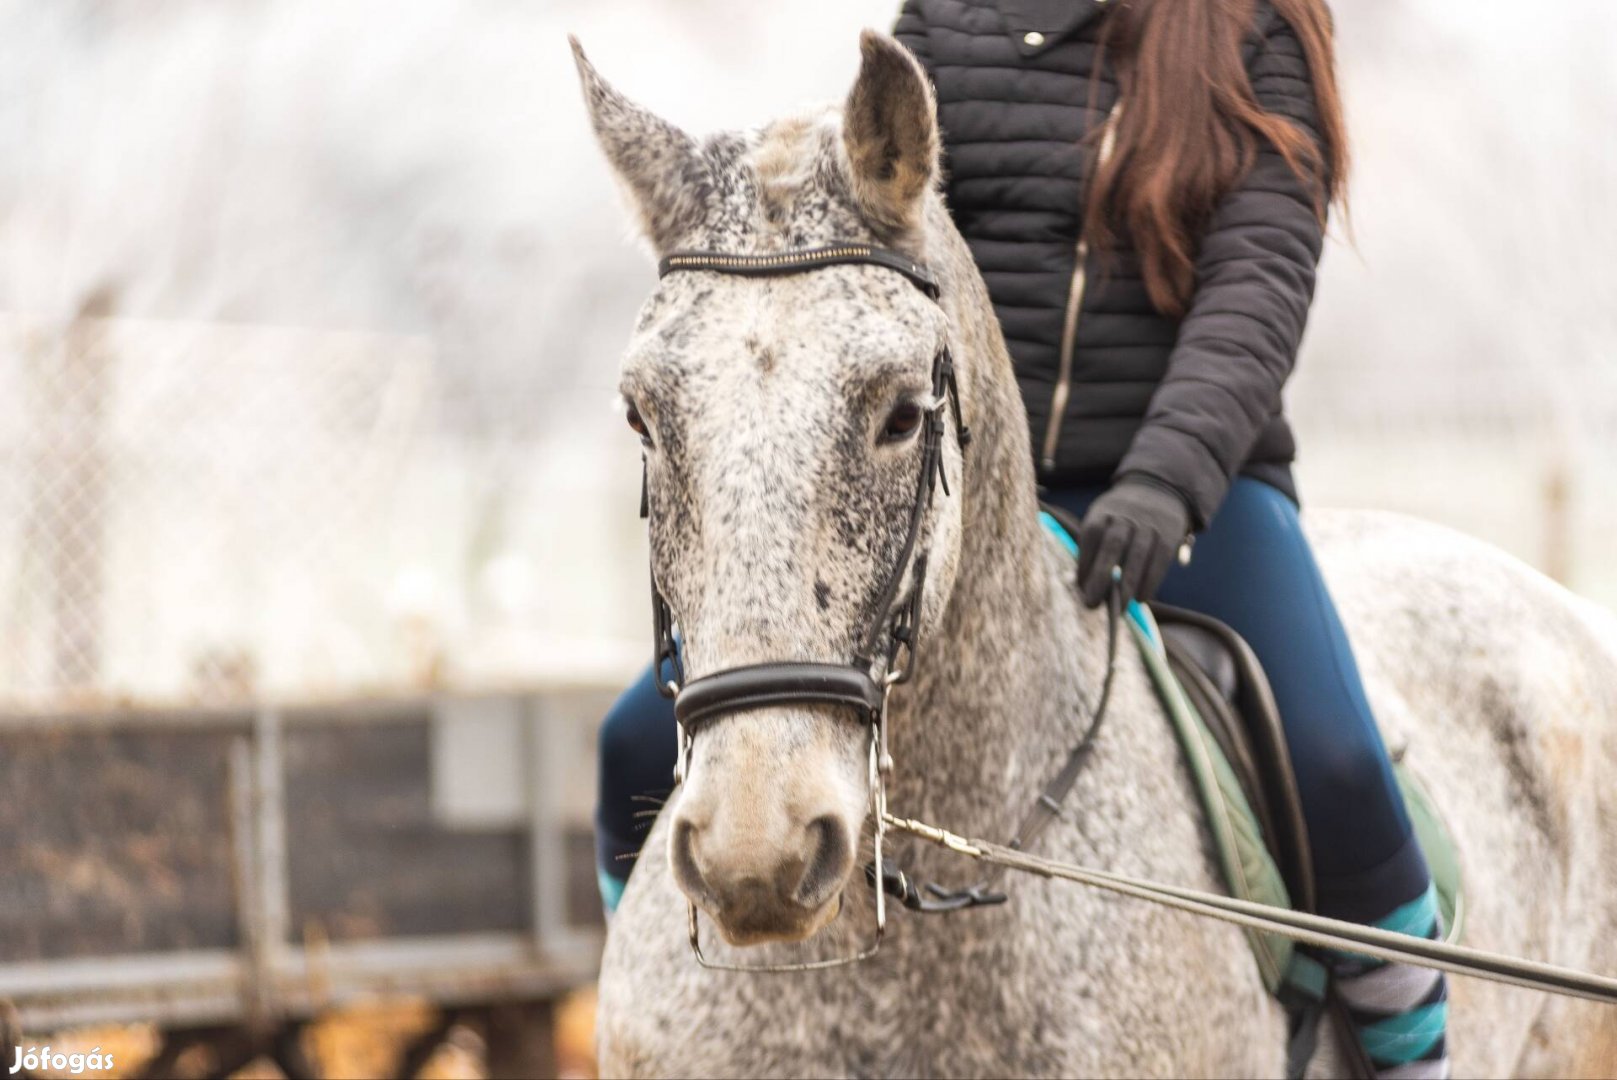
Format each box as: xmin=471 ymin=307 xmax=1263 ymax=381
xmin=842 ymin=30 xmax=940 ymax=241
xmin=571 ymin=36 xmax=710 ymax=253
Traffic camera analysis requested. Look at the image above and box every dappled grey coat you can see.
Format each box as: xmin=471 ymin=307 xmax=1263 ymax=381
xmin=893 ymin=0 xmax=1325 ymax=527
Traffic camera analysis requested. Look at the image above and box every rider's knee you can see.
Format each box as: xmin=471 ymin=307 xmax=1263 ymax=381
xmin=1295 ymin=722 xmax=1398 ymax=809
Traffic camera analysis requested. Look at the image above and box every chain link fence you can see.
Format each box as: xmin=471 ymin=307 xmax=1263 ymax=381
xmin=0 ymin=301 xmax=446 ymax=708
xmin=4 ymin=299 xmax=1612 ymax=713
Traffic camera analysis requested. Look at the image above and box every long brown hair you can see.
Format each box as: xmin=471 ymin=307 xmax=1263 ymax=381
xmin=1084 ymin=0 xmax=1348 ymax=316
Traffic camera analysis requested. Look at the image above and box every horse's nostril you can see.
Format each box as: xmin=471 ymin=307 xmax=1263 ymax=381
xmin=794 ymin=814 xmax=853 ymax=908
xmin=671 ymin=819 xmax=711 ymax=902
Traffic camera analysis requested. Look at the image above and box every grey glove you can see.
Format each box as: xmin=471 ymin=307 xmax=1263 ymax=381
xmin=1076 ymin=476 xmax=1192 ymax=608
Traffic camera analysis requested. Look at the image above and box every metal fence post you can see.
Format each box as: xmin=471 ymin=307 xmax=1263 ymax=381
xmin=251 ymin=706 xmax=289 ymax=1025
xmin=525 ymin=696 xmax=593 ymax=963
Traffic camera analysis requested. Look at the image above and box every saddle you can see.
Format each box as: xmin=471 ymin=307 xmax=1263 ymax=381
xmin=1152 ymin=603 xmax=1472 ymax=1078
xmin=1153 ymin=602 xmax=1316 ymax=915
xmin=1149 ymin=603 xmax=1463 ymax=950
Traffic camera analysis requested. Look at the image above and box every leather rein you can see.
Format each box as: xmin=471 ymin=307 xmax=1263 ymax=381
xmin=637 ymin=240 xmax=1617 ymax=1004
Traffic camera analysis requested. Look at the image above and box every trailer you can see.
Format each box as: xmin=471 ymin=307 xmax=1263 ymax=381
xmin=0 ymin=685 xmax=612 ymax=1078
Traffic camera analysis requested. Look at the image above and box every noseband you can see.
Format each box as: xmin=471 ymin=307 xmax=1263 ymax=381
xmin=641 ymin=240 xmax=969 ymax=970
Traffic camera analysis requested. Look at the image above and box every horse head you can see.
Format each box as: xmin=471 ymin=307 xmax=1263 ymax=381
xmin=574 ymin=32 xmax=971 ymax=946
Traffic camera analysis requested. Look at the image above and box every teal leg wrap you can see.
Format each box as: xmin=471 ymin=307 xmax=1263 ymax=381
xmin=1331 ymin=885 xmax=1451 ymax=1078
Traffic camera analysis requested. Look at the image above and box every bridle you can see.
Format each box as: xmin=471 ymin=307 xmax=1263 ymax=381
xmin=644 ymin=240 xmax=970 ymax=971
xmin=631 ymin=240 xmax=1617 ymax=1006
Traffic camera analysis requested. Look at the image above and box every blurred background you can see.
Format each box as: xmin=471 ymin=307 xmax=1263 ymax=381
xmin=0 ymin=0 xmax=1612 ymax=1076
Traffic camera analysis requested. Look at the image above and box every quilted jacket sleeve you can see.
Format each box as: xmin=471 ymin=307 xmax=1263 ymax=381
xmin=1113 ymin=9 xmax=1328 ymax=529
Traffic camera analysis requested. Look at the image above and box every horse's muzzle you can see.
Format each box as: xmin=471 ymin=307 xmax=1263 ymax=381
xmin=670 ymin=812 xmax=854 ymax=945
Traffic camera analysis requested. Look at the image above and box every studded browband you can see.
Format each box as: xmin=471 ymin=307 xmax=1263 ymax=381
xmin=659 ymin=242 xmax=941 ymax=299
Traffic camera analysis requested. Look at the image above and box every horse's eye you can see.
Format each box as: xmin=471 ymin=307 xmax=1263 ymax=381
xmin=881 ymin=401 xmax=925 ymax=443
xmin=626 ymin=402 xmax=652 ymax=445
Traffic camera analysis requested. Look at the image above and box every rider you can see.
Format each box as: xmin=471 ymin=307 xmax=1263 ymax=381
xmin=596 ymin=1 xmax=1449 ymax=1075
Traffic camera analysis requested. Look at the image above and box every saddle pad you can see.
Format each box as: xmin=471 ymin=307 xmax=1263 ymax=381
xmin=1131 ymin=606 xmax=1467 ymax=967
xmin=1395 ymin=764 xmax=1464 ymax=944
xmin=1036 ymin=512 xmax=1464 ymax=994
xmin=1127 ymin=607 xmax=1298 ymax=991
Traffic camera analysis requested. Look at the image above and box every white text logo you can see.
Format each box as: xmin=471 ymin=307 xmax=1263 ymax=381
xmin=10 ymin=1046 xmax=117 ymax=1075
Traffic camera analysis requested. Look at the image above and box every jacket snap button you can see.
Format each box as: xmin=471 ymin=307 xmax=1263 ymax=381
xmin=1023 ymin=31 xmax=1045 ymax=46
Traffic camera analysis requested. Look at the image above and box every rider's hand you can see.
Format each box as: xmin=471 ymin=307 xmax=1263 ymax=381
xmin=1076 ymin=476 xmax=1192 ymax=608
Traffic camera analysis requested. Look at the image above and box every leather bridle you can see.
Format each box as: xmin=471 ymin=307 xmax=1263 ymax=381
xmin=643 ymin=240 xmax=969 ymax=970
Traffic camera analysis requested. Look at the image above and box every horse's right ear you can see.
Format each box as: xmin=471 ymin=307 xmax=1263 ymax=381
xmin=571 ymin=36 xmax=709 ymax=253
xmin=842 ymin=30 xmax=940 ymax=241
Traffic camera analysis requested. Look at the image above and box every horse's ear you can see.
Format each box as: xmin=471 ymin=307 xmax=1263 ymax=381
xmin=842 ymin=30 xmax=940 ymax=240
xmin=571 ymin=36 xmax=709 ymax=253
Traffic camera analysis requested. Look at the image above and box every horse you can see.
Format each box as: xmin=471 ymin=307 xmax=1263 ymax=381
xmin=571 ymin=31 xmax=1617 ymax=1078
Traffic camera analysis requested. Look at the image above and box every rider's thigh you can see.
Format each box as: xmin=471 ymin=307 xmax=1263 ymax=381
xmin=1154 ymin=476 xmax=1414 ymax=878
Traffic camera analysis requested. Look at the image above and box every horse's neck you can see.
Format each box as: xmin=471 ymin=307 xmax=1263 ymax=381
xmin=885 ymin=303 xmax=1109 ymax=834
xmin=880 ymin=216 xmax=1165 ymax=850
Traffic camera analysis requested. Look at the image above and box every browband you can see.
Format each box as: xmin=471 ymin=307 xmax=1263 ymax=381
xmin=659 ymin=241 xmax=940 ymax=300
xmin=673 ymin=662 xmax=884 ymax=731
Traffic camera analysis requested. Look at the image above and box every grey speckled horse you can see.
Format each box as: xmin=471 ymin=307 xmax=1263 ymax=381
xmin=573 ymin=31 xmax=1617 ymax=1079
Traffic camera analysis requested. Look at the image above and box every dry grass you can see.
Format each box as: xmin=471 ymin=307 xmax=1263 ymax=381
xmin=555 ymin=987 xmax=598 ymax=1079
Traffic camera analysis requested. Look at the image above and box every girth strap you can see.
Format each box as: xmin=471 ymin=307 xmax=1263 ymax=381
xmin=659 ymin=242 xmax=941 ymax=299
xmin=674 ymin=662 xmax=884 ymax=731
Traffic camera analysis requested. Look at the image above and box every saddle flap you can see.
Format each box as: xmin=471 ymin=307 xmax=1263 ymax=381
xmin=1151 ymin=603 xmax=1317 ymax=916
xmin=1161 ymin=620 xmax=1240 ymax=702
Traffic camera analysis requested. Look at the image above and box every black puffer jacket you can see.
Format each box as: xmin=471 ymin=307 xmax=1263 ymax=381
xmin=894 ymin=0 xmax=1326 ymax=527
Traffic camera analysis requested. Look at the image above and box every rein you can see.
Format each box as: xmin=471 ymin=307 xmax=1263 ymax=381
xmin=871 ymin=583 xmax=1122 ymax=913
xmin=639 ymin=239 xmax=1617 ymax=1005
xmin=882 ymin=814 xmax=1617 ymax=1005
